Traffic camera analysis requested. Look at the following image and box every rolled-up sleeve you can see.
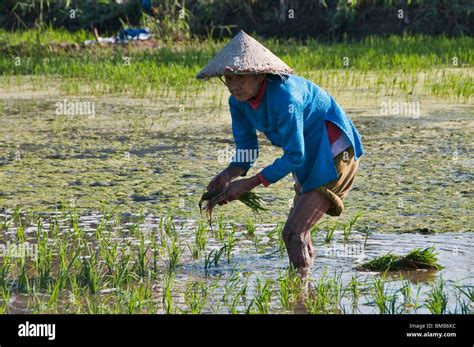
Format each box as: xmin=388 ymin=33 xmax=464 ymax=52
xmin=260 ymin=98 xmax=305 ymax=183
xmin=229 ymin=97 xmax=259 ymax=176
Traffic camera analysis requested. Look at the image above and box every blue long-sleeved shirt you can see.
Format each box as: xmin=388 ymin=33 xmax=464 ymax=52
xmin=229 ymin=74 xmax=364 ymax=194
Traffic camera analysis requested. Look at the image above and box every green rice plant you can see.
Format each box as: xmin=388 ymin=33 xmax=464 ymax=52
xmin=268 ymin=222 xmax=283 ymax=240
xmin=369 ymin=276 xmax=400 ymax=314
xmin=245 ymin=218 xmax=256 ymax=237
xmin=225 ymin=227 xmax=236 ymax=263
xmin=222 ymin=269 xmax=240 ymax=303
xmin=216 ymin=214 xmax=226 ymax=241
xmin=184 ymin=280 xmax=208 ymax=314
xmin=35 ymin=218 xmax=53 ymax=289
xmin=13 ymin=208 xmax=26 ymax=243
xmin=162 ymin=272 xmax=174 ymax=314
xmin=78 ymin=242 xmax=105 ymax=294
xmin=455 ymin=285 xmax=473 ymax=303
xmin=306 ymin=272 xmax=344 ymax=314
xmin=362 ymin=228 xmax=373 ymax=248
xmin=163 ymin=235 xmax=183 ymax=273
xmin=348 ymin=275 xmax=360 ymax=308
xmin=278 ymin=268 xmax=303 ymax=310
xmin=0 ymin=214 xmax=12 ymax=232
xmin=46 ymin=276 xmax=62 ymax=312
xmin=0 ymin=253 xmax=12 ymax=290
xmin=452 ymin=285 xmax=473 ymax=314
xmin=399 ymin=280 xmax=414 ymax=313
xmin=324 ymin=220 xmax=338 ymax=243
xmin=356 ymin=246 xmax=443 ymax=272
xmin=125 ymin=284 xmax=153 ymax=314
xmin=370 ymin=277 xmax=390 ymax=314
xmin=199 ymin=191 xmax=267 ymax=222
xmin=134 ymin=234 xmax=151 ymax=278
xmin=194 ymin=221 xmax=208 ymax=254
xmin=425 ymin=278 xmax=448 ymax=314
xmin=310 ymin=222 xmax=320 ymax=238
xmin=253 ymin=278 xmax=273 ymax=314
xmin=110 ymin=251 xmax=134 ymax=289
xmin=160 ymin=212 xmax=176 ymax=238
xmin=204 ymin=245 xmax=226 ymax=273
xmin=305 ymin=279 xmax=331 ymax=314
xmin=226 ymin=274 xmax=249 ymax=314
xmin=151 ymin=232 xmax=160 ymax=276
xmin=0 ymin=284 xmax=12 ymax=314
xmin=343 ymin=212 xmax=361 ymax=242
xmin=16 ymin=255 xmax=30 ymax=293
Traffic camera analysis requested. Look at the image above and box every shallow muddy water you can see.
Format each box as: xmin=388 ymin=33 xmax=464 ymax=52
xmin=0 ymin=87 xmax=472 ymax=233
xmin=1 ymin=211 xmax=472 ymax=314
xmin=0 ymin=78 xmax=472 ymax=314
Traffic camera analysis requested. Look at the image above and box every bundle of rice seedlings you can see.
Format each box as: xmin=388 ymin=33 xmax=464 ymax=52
xmin=198 ymin=190 xmax=267 ymax=221
xmin=355 ymin=246 xmax=443 ymax=272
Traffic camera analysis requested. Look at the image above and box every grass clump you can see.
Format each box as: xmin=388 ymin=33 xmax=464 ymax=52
xmin=356 ymin=246 xmax=443 ymax=272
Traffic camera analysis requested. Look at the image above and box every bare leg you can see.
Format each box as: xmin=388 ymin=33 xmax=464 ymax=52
xmin=282 ymin=190 xmax=331 ymax=270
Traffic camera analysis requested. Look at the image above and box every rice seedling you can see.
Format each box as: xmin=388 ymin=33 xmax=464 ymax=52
xmin=162 ymin=272 xmax=174 ymax=314
xmin=163 ymin=235 xmax=183 ymax=273
xmin=253 ymin=278 xmax=273 ymax=314
xmin=0 ymin=284 xmax=12 ymax=314
xmin=362 ymin=228 xmax=373 ymax=248
xmin=77 ymin=241 xmax=105 ymax=294
xmin=134 ymin=234 xmax=151 ymax=278
xmin=225 ymin=227 xmax=236 ymax=263
xmin=198 ymin=190 xmax=267 ymax=222
xmin=160 ymin=212 xmax=176 ymax=238
xmin=244 ymin=218 xmax=256 ymax=237
xmin=213 ymin=214 xmax=225 ymax=241
xmin=225 ymin=274 xmax=249 ymax=314
xmin=0 ymin=253 xmax=12 ymax=290
xmin=278 ymin=268 xmax=303 ymax=310
xmin=356 ymin=246 xmax=443 ymax=272
xmin=348 ymin=275 xmax=361 ymax=308
xmin=370 ymin=276 xmax=397 ymax=314
xmin=425 ymin=278 xmax=448 ymax=314
xmin=184 ymin=280 xmax=208 ymax=314
xmin=204 ymin=245 xmax=226 ymax=273
xmin=309 ymin=222 xmax=320 ymax=239
xmin=455 ymin=285 xmax=473 ymax=303
xmin=194 ymin=221 xmax=208 ymax=255
xmin=324 ymin=220 xmax=338 ymax=244
xmin=46 ymin=277 xmax=63 ymax=313
xmin=399 ymin=280 xmax=421 ymax=313
xmin=17 ymin=256 xmax=30 ymax=293
xmin=35 ymin=219 xmax=53 ymax=290
xmin=268 ymin=222 xmax=283 ymax=240
xmin=452 ymin=285 xmax=473 ymax=314
xmin=110 ymin=251 xmax=134 ymax=289
xmin=342 ymin=212 xmax=361 ymax=242
xmin=305 ymin=280 xmax=331 ymax=314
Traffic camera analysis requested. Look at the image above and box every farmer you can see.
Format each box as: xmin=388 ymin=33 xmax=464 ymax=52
xmin=196 ymin=30 xmax=364 ymax=274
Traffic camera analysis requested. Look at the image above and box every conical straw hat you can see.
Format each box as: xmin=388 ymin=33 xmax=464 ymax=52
xmin=196 ymin=30 xmax=294 ymax=80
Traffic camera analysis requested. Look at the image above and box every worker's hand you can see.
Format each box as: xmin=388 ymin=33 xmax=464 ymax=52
xmin=207 ymin=172 xmax=232 ymax=193
xmin=220 ymin=179 xmax=253 ymax=203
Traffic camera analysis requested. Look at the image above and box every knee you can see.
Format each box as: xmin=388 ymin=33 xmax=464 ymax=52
xmin=282 ymin=222 xmax=302 ymax=245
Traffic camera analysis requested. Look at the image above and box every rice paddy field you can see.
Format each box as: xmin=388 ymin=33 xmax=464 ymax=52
xmin=0 ymin=29 xmax=473 ymax=314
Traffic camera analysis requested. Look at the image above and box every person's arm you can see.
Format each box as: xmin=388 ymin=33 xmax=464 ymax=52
xmin=259 ymin=98 xmax=305 ymax=185
xmin=221 ymin=98 xmax=306 ymax=202
xmin=207 ymin=164 xmax=245 ymax=193
xmin=228 ymin=97 xmax=259 ymax=176
xmin=207 ymin=98 xmax=260 ymax=192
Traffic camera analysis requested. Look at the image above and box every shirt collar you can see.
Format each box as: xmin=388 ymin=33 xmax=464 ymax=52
xmin=248 ymin=79 xmax=267 ymax=110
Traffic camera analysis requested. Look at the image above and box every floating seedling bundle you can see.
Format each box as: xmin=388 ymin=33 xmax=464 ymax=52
xmin=356 ymin=246 xmax=443 ymax=272
xmin=198 ymin=190 xmax=267 ymax=221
